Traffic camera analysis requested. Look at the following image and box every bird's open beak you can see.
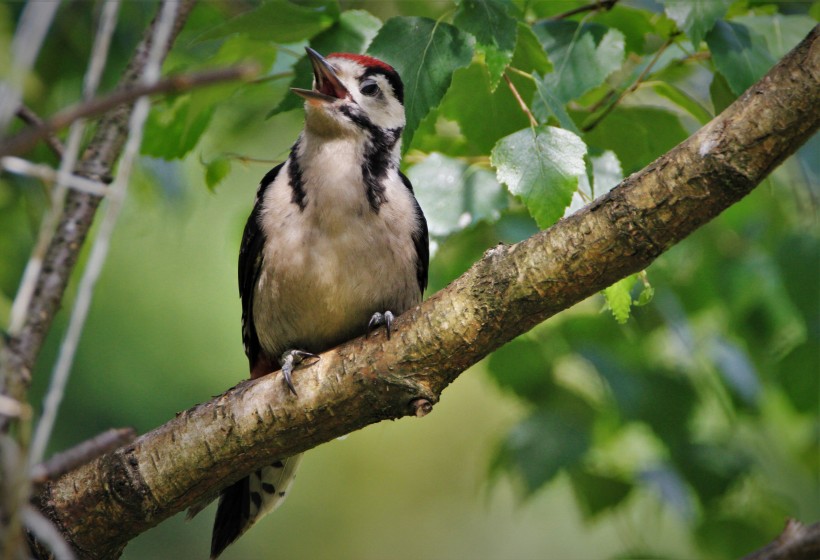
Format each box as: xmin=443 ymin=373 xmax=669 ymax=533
xmin=291 ymin=47 xmax=349 ymax=103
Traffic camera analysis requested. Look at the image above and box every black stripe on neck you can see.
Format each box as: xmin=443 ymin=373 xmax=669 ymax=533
xmin=339 ymin=106 xmax=402 ymax=212
xmin=288 ymin=139 xmax=307 ymax=211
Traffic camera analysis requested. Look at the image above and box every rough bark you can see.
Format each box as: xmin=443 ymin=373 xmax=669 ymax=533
xmin=33 ymin=26 xmax=820 ymax=560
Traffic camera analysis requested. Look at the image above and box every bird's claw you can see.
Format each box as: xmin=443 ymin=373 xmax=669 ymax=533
xmin=367 ymin=310 xmax=394 ymax=340
xmin=280 ymin=350 xmax=319 ymax=395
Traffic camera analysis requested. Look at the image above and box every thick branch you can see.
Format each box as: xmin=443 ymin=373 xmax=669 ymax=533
xmin=37 ymin=26 xmax=819 ymax=560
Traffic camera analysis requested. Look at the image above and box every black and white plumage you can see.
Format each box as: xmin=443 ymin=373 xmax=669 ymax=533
xmin=210 ymin=48 xmax=429 ymax=558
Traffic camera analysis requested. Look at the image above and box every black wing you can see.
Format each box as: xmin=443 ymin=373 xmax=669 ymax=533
xmin=238 ymin=163 xmax=284 ymax=369
xmin=211 ymin=476 xmax=250 ymax=558
xmin=399 ymin=171 xmax=429 ymax=295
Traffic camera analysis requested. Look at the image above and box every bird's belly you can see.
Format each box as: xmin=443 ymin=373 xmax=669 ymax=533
xmin=253 ymin=215 xmax=418 ymax=358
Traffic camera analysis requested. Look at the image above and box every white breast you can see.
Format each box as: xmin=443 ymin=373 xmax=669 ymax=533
xmin=253 ymin=138 xmax=421 ymax=359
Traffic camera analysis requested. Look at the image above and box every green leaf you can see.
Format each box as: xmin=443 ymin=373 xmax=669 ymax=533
xmin=429 ymin=25 xmax=548 ymax=152
xmin=498 ymin=402 xmax=593 ymax=492
xmin=566 ymin=151 xmax=623 ymax=215
xmin=486 ymin=336 xmax=556 ymax=403
xmin=709 ymin=338 xmax=760 ymax=406
xmin=591 ymin=5 xmax=655 ymax=54
xmin=510 ymin=23 xmax=551 ymax=76
xmin=453 ymin=0 xmax=517 ymax=51
xmin=661 ymin=0 xmax=730 ymax=47
xmin=204 ymin=156 xmax=231 ymax=192
xmin=197 ymin=0 xmax=339 ymax=43
xmin=533 ymin=73 xmax=581 ymax=134
xmin=436 ymin=62 xmax=530 ymax=154
xmin=491 ymin=126 xmax=587 ymax=229
xmin=604 ymin=275 xmax=637 ymax=324
xmin=709 ymin=71 xmax=735 ymax=115
xmin=696 ymin=514 xmax=772 ymax=559
xmin=532 ymin=22 xmax=625 ymax=105
xmin=639 ymin=466 xmax=695 ymax=518
xmin=477 ymin=44 xmax=514 ymax=90
xmin=645 ymin=81 xmax=713 ymax=125
xmin=775 ymin=233 xmax=820 ymax=413
xmin=706 ymin=21 xmax=775 ymax=96
xmin=674 ymin=443 xmax=752 ymax=506
xmin=734 ymin=14 xmax=817 ymax=60
xmin=409 ymin=111 xmax=470 ymax=156
xmin=142 ymin=95 xmax=214 ymax=160
xmin=427 ymin=221 xmax=500 ymax=292
xmin=269 ymin=9 xmax=382 ymax=118
xmin=634 ymin=279 xmax=654 ymax=307
xmin=582 ymin=107 xmax=688 ymax=173
xmin=368 ymin=17 xmax=474 ymax=149
xmin=188 ymin=33 xmax=279 ymax=74
xmin=585 ymin=347 xmax=698 ymax=444
xmin=569 ymin=469 xmax=633 ymax=519
xmin=453 ymin=0 xmax=518 ymax=87
xmin=406 ymin=153 xmax=506 ymax=237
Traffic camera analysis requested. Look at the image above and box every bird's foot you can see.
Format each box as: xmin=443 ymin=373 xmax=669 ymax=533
xmin=279 ymin=350 xmax=319 ymax=395
xmin=367 ymin=310 xmax=395 ymax=340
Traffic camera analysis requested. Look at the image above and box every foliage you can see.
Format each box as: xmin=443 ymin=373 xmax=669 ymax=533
xmin=1 ymin=1 xmax=817 ymax=559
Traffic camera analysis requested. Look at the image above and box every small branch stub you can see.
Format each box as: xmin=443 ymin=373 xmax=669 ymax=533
xmin=30 ymin=427 xmax=137 ymax=485
xmin=411 ymin=398 xmax=433 ymax=418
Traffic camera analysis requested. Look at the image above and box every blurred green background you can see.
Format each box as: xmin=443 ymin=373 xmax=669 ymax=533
xmin=1 ymin=1 xmax=818 ymax=559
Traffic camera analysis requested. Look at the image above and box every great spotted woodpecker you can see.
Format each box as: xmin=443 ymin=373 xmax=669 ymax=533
xmin=209 ymin=48 xmax=429 ymax=558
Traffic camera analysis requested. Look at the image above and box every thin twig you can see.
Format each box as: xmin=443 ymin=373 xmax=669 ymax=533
xmin=22 ymin=506 xmax=76 ymax=560
xmin=0 ymin=64 xmax=259 ymax=158
xmin=0 ymin=395 xmax=29 ymax=419
xmin=14 ymin=105 xmax=65 ymax=158
xmin=30 ymin=428 xmax=136 ymax=484
xmin=582 ymin=34 xmax=677 ymax=132
xmin=404 ymin=151 xmax=491 ymax=166
xmin=504 ymin=72 xmax=538 ymax=127
xmin=223 ymin=152 xmax=282 ymax=165
xmin=575 ymin=48 xmax=709 ymax=118
xmin=0 ymin=2 xmax=59 ymax=132
xmin=2 ymin=6 xmax=120 ymax=559
xmin=28 ymin=0 xmax=181 ymax=469
xmin=579 ymin=86 xmax=617 ymax=115
xmin=250 ymin=70 xmax=294 ymax=85
xmin=7 ymin=0 xmax=121 ymax=338
xmin=505 ymin=66 xmax=536 ymax=81
xmin=0 ymin=0 xmax=197 ymax=433
xmin=547 ymin=0 xmax=619 ymax=21
xmin=0 ymin=157 xmax=109 ymax=196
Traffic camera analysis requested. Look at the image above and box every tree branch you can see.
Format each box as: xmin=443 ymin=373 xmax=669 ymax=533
xmin=0 ymin=0 xmax=197 ymax=425
xmin=546 ymin=0 xmax=619 ymax=21
xmin=0 ymin=65 xmax=259 ymax=159
xmin=582 ymin=32 xmax=678 ymax=132
xmin=30 ymin=428 xmax=136 ymax=485
xmin=14 ymin=105 xmax=65 ymax=158
xmin=34 ymin=25 xmax=820 ymax=560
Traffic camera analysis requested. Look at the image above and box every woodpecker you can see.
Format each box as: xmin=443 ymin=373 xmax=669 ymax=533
xmin=209 ymin=48 xmax=429 ymax=558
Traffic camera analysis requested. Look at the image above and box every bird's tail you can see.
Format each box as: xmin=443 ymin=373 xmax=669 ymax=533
xmin=210 ymin=454 xmax=304 ymax=559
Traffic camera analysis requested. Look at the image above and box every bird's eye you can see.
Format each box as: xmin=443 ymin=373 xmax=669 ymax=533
xmin=360 ymin=80 xmax=380 ymax=96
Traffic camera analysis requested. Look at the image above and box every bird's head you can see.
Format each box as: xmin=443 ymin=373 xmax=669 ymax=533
xmin=292 ymin=48 xmax=405 ymax=138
